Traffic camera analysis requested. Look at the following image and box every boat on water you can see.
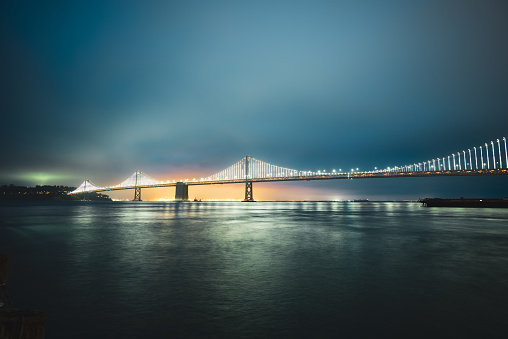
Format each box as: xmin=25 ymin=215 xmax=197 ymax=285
xmin=419 ymin=197 xmax=508 ymax=208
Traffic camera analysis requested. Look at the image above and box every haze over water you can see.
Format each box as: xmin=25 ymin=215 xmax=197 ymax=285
xmin=1 ymin=201 xmax=508 ymax=338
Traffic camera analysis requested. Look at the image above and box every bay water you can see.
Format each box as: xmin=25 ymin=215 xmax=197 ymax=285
xmin=1 ymin=201 xmax=507 ymax=338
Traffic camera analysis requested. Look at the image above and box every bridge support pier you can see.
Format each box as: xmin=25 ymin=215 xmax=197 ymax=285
xmin=244 ymin=181 xmax=254 ymax=202
xmin=175 ymin=182 xmax=189 ymax=201
xmin=133 ymin=187 xmax=142 ymax=201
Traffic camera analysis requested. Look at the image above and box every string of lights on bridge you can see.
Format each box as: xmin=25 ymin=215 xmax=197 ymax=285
xmin=382 ymin=137 xmax=508 ymax=173
xmin=70 ymin=136 xmax=508 ymax=195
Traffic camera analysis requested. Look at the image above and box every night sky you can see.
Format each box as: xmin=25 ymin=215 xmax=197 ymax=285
xmin=2 ymin=0 xmax=508 ymax=200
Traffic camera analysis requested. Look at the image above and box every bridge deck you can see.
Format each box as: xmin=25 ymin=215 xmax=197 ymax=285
xmin=69 ymin=168 xmax=508 ymax=194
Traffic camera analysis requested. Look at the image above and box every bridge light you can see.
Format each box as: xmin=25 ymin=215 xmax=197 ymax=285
xmin=502 ymin=137 xmax=508 ymax=169
xmin=491 ymin=141 xmax=496 ymax=169
xmin=485 ymin=143 xmax=490 ymax=169
xmin=496 ymin=139 xmax=502 ymax=168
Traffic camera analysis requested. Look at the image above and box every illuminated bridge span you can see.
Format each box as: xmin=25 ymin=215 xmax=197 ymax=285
xmin=70 ymin=136 xmax=508 ymax=201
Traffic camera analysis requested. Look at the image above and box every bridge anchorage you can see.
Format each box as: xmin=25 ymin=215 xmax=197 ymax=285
xmin=69 ymin=136 xmax=508 ymax=201
xmin=175 ymin=182 xmax=189 ymax=201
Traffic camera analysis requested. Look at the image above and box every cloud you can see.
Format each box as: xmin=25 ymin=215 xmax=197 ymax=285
xmin=1 ymin=1 xmax=508 ymax=198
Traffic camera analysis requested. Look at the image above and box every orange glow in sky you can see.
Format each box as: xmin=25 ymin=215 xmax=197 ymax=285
xmin=107 ymin=182 xmax=348 ymax=201
xmin=104 ymin=167 xmax=352 ymax=201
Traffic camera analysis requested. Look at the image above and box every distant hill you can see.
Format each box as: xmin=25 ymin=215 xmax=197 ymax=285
xmin=0 ymin=185 xmax=111 ymax=201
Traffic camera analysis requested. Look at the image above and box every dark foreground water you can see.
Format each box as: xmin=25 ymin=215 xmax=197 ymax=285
xmin=1 ymin=201 xmax=508 ymax=338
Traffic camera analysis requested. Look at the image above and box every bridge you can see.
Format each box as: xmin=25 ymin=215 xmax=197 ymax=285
xmin=69 ymin=137 xmax=508 ymax=201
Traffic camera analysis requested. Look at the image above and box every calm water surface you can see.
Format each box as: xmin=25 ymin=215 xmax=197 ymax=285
xmin=1 ymin=201 xmax=507 ymax=338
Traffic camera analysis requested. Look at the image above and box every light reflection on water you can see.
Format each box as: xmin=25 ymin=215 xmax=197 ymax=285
xmin=1 ymin=201 xmax=508 ymax=338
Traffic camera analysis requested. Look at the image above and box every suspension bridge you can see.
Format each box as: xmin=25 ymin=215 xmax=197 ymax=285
xmin=69 ymin=137 xmax=508 ymax=201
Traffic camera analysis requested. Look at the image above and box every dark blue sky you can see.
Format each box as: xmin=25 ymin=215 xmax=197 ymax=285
xmin=1 ymin=0 xmax=507 ymax=199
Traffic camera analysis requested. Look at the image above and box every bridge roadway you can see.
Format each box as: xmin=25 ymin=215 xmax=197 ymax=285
xmin=77 ymin=168 xmax=508 ymax=194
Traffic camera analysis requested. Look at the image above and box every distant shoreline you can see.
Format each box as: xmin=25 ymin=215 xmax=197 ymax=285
xmin=0 ymin=185 xmax=111 ymax=201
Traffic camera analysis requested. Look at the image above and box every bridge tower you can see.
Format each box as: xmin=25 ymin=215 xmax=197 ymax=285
xmin=82 ymin=180 xmax=88 ymax=201
xmin=244 ymin=155 xmax=254 ymax=202
xmin=133 ymin=170 xmax=142 ymax=201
